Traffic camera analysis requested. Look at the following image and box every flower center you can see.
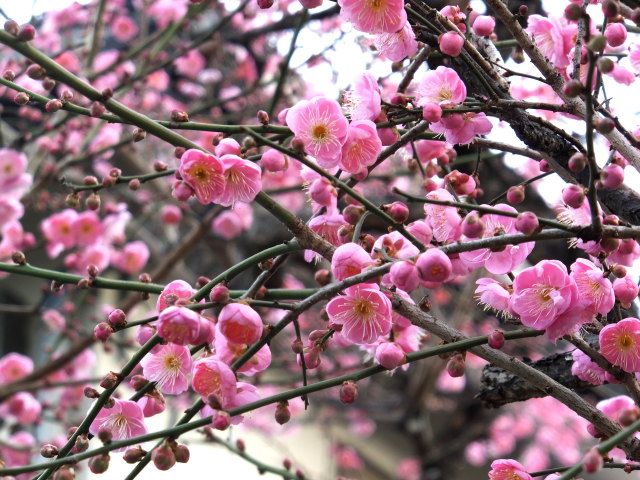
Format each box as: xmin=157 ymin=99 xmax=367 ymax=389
xmin=191 ymin=166 xmax=208 ymax=181
xmin=164 ymin=354 xmax=180 ymax=371
xmin=353 ymin=298 xmax=374 ymax=317
xmin=311 ymin=124 xmax=329 ymax=141
xmin=367 ymin=0 xmax=384 ymax=10
xmin=617 ymin=333 xmax=635 ymax=350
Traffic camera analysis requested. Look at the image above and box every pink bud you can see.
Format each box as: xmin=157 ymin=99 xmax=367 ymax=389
xmin=152 ymin=445 xmax=176 ymax=471
xmin=209 ymin=284 xmax=230 ymax=304
xmin=88 ymin=454 xmax=110 ymax=474
xmin=213 ymin=411 xmax=232 ymax=430
xmin=461 ymin=213 xmax=485 ymax=238
xmin=446 ymin=353 xmax=465 ymax=377
xmin=600 ymin=164 xmax=624 ymax=189
xmin=300 ymin=346 xmax=321 ymax=369
xmin=218 ymin=303 xmax=263 ymax=345
xmin=94 ymin=322 xmax=113 ymax=341
xmin=389 ymin=260 xmax=421 ymax=292
xmin=445 ymin=170 xmax=476 ymax=195
xmin=562 ymin=184 xmax=585 ymax=208
xmin=613 ymin=276 xmax=639 ymax=308
xmin=515 ymin=211 xmax=539 ymax=235
xmin=384 ymin=201 xmax=410 ymax=223
xmin=275 ymin=401 xmax=291 ymax=425
xmin=582 ymin=448 xmax=603 ymax=473
xmin=472 ymin=15 xmax=495 ymax=36
xmin=260 ymin=149 xmax=288 ymax=172
xmin=172 ymin=180 xmax=195 ymax=202
xmin=375 ymin=342 xmax=406 ymax=369
xmin=174 ymin=444 xmax=190 ymax=463
xmin=438 ymin=31 xmax=464 ymax=57
xmin=339 ymin=381 xmax=358 ymax=404
xmin=568 ymin=152 xmax=587 ymax=172
xmin=422 ymin=102 xmax=442 ymax=123
xmin=488 ymin=330 xmax=505 ymax=349
xmin=156 ymin=306 xmax=201 ymax=345
xmin=506 ymin=185 xmax=525 ymax=205
xmin=605 ymin=23 xmax=627 ymax=48
xmin=107 ymin=309 xmax=126 ymax=329
xmin=415 ymin=249 xmax=452 ymax=285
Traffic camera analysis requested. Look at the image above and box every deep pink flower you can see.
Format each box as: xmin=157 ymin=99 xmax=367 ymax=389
xmin=140 ymin=343 xmax=193 ymax=395
xmin=326 ymin=283 xmax=392 ymax=344
xmin=605 ymin=23 xmax=627 ymax=48
xmin=286 ymin=97 xmax=348 ymax=168
xmin=373 ymin=22 xmax=418 ymax=62
xmin=415 ymin=248 xmax=452 ymax=287
xmin=570 ymin=259 xmax=614 ymax=315
xmin=179 ymin=149 xmax=225 ymax=205
xmin=415 ymin=66 xmax=466 ymax=108
xmin=111 ymin=15 xmax=138 ymax=43
xmin=216 ymin=155 xmax=262 ymax=207
xmin=488 ymin=459 xmax=532 ymax=480
xmin=599 ymin=318 xmax=640 ymax=373
xmin=339 ymin=120 xmax=382 ymax=174
xmin=217 ymin=303 xmax=263 ymax=345
xmin=214 ymin=332 xmax=271 ymax=376
xmin=459 ymin=204 xmax=534 ymax=275
xmin=526 ymin=15 xmax=577 ymax=69
xmin=191 ymin=357 xmax=237 ymax=404
xmin=430 ymin=112 xmax=492 ymax=145
xmin=613 ymin=276 xmax=639 ymax=309
xmin=342 ymin=73 xmax=381 ymax=121
xmin=509 ymin=260 xmax=578 ymax=330
xmin=157 ymin=279 xmax=196 ymax=312
xmin=438 ymin=31 xmax=464 ymax=57
xmin=89 ymin=399 xmax=147 ymax=450
xmin=156 ymin=306 xmax=201 ymax=345
xmin=331 ymin=242 xmax=374 ymax=281
xmin=571 ymin=349 xmax=606 ymax=386
xmin=338 ymin=0 xmax=407 ymax=34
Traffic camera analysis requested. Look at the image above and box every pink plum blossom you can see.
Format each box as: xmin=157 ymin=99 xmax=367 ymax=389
xmin=214 ymin=332 xmax=272 ymax=376
xmin=342 ymin=73 xmax=381 ymax=121
xmin=191 ymin=357 xmax=237 ymax=405
xmin=89 ymin=399 xmax=147 ymax=450
xmin=179 ymin=149 xmax=225 ymax=205
xmin=613 ymin=276 xmax=639 ymax=308
xmin=339 ymin=120 xmax=382 ymax=174
xmin=475 ymin=278 xmax=512 ymax=313
xmin=138 ymin=389 xmax=166 ymax=417
xmin=112 ymin=241 xmax=149 ymax=274
xmin=430 ymin=112 xmax=492 ymax=145
xmin=326 ymin=283 xmax=392 ymax=344
xmin=140 ymin=343 xmax=193 ymax=395
xmin=596 ymin=394 xmax=635 ymax=424
xmin=111 ymin=15 xmax=138 ymax=43
xmin=157 ymin=279 xmax=196 ymax=312
xmin=438 ymin=31 xmax=464 ymax=57
xmin=72 ymin=211 xmax=102 ymax=246
xmin=286 ymin=96 xmax=348 ymax=168
xmin=217 ymin=302 xmax=263 ymax=345
xmin=415 ymin=248 xmax=452 ymax=287
xmin=415 ymin=66 xmax=466 ymax=108
xmin=0 ymin=352 xmax=33 ymax=385
xmin=216 ymin=155 xmax=262 ymax=207
xmin=338 ymin=0 xmax=407 ymax=34
xmin=488 ymin=459 xmax=532 ymax=480
xmin=424 ymin=188 xmax=462 ymax=242
xmin=389 ymin=260 xmax=420 ymax=292
xmin=599 ymin=318 xmax=640 ymax=373
xmin=569 ymin=259 xmax=614 ymax=315
xmin=526 ymin=15 xmax=577 ymax=69
xmin=42 ymin=309 xmax=65 ymax=332
xmin=156 ymin=306 xmax=201 ymax=345
xmin=375 ymin=341 xmax=405 ymax=369
xmin=331 ymin=242 xmax=374 ymax=281
xmin=571 ymin=349 xmax=606 ymax=386
xmin=373 ymin=23 xmax=418 ymax=62
xmin=41 ymin=209 xmax=78 ymax=257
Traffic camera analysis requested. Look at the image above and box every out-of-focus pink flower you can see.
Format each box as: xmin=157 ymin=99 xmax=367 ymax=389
xmin=157 ymin=279 xmax=196 ymax=312
xmin=488 ymin=458 xmax=533 ymax=480
xmin=89 ymin=399 xmax=147 ymax=450
xmin=112 ymin=241 xmax=149 ymax=274
xmin=217 ymin=303 xmax=263 ymax=345
xmin=326 ymin=283 xmax=392 ymax=344
xmin=286 ymin=97 xmax=348 ymax=168
xmin=373 ymin=23 xmax=418 ymax=62
xmin=212 ymin=203 xmax=254 ymax=240
xmin=0 ymin=149 xmax=29 ymax=191
xmin=179 ymin=149 xmax=225 ymax=205
xmin=526 ymin=15 xmax=577 ymax=69
xmin=41 ymin=209 xmax=78 ymax=257
xmin=111 ymin=15 xmax=139 ymax=43
xmin=596 ymin=394 xmax=635 ymax=423
xmin=338 ymin=0 xmax=407 ymax=34
xmin=430 ymin=112 xmax=492 ymax=145
xmin=342 ymin=73 xmax=381 ymax=121
xmin=157 ymin=306 xmax=201 ymax=345
xmin=72 ymin=211 xmax=102 ymax=247
xmin=191 ymin=357 xmax=237 ymax=405
xmin=599 ymin=318 xmax=640 ymax=373
xmin=0 ymin=352 xmax=33 ymax=385
xmin=608 ymin=63 xmax=635 ymax=85
xmin=140 ymin=343 xmax=193 ymax=395
xmin=331 ymin=242 xmax=374 ymax=281
xmin=6 ymin=391 xmax=41 ymax=424
xmin=42 ymin=309 xmax=65 ymax=332
xmin=339 ymin=120 xmax=382 ymax=174
xmin=415 ymin=66 xmax=466 ymax=108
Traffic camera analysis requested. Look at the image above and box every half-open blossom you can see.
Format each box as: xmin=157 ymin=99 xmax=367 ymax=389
xmin=475 ymin=278 xmax=512 ymax=313
xmin=509 ymin=260 xmax=578 ymax=330
xmin=157 ymin=305 xmax=201 ymax=345
xmin=338 ymin=0 xmax=407 ymax=34
xmin=599 ymin=318 xmax=640 ymax=373
xmin=331 ymin=242 xmax=374 ymax=281
xmin=89 ymin=399 xmax=147 ymax=450
xmin=596 ymin=394 xmax=635 ymax=424
xmin=112 ymin=241 xmax=149 ymax=274
xmin=342 ymin=73 xmax=381 ymax=121
xmin=140 ymin=343 xmax=193 ymax=395
xmin=179 ymin=149 xmax=225 ymax=204
xmin=339 ymin=120 xmax=382 ymax=174
xmin=373 ymin=22 xmax=418 ymax=62
xmin=157 ymin=279 xmax=196 ymax=312
xmin=217 ymin=303 xmax=263 ymax=345
xmin=415 ymin=66 xmax=466 ymax=108
xmin=191 ymin=357 xmax=237 ymax=405
xmin=430 ymin=112 xmax=492 ymax=145
xmin=326 ymin=283 xmax=392 ymax=344
xmin=216 ymin=155 xmax=262 ymax=207
xmin=286 ymin=96 xmax=348 ymax=168
xmin=613 ymin=276 xmax=639 ymax=308
xmin=416 ymin=248 xmax=452 ymax=287
xmin=488 ymin=459 xmax=533 ymax=480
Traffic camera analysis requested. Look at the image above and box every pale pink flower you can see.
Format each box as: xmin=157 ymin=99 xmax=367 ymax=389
xmin=110 ymin=15 xmax=138 ymax=43
xmin=509 ymin=260 xmax=578 ymax=330
xmin=331 ymin=242 xmax=374 ymax=281
xmin=89 ymin=399 xmax=147 ymax=450
xmin=260 ymin=149 xmax=288 ymax=172
xmin=424 ymin=188 xmax=462 ymax=242
xmin=459 ymin=204 xmax=534 ymax=275
xmin=217 ymin=303 xmax=263 ymax=345
xmin=0 ymin=431 xmax=35 ymax=467
xmin=326 ymin=283 xmax=392 ymax=344
xmin=342 ymin=73 xmax=381 ymax=121
xmin=373 ymin=22 xmax=418 ymax=62
xmin=607 ymin=63 xmax=636 ymax=86
xmin=570 ymin=259 xmax=614 ymax=315
xmin=41 ymin=209 xmax=78 ymax=256
xmin=191 ymin=357 xmax=237 ymax=405
xmin=157 ymin=306 xmax=201 ymax=345
xmin=72 ymin=211 xmax=102 ymax=246
xmin=430 ymin=112 xmax=492 ymax=145
xmin=140 ymin=343 xmax=193 ymax=395
xmin=0 ymin=197 xmax=24 ymax=227
xmin=157 ymin=279 xmax=196 ymax=312
xmin=112 ymin=241 xmax=149 ymax=274
xmin=599 ymin=318 xmax=640 ymax=373
xmin=415 ymin=66 xmax=466 ymax=108
xmin=216 ymin=155 xmax=262 ymax=207
xmin=42 ymin=309 xmax=65 ymax=332
xmin=338 ymin=0 xmax=407 ymax=34
xmin=6 ymin=391 xmax=42 ymax=424
xmin=0 ymin=149 xmax=29 ymax=191
xmin=179 ymin=149 xmax=225 ymax=205
xmin=488 ymin=459 xmax=532 ymax=480
xmin=214 ymin=332 xmax=271 ymax=376
xmin=571 ymin=349 xmax=606 ymax=386
xmin=475 ymin=278 xmax=512 ymax=313
xmin=526 ymin=15 xmax=577 ymax=69
xmin=0 ymin=352 xmax=33 ymax=385
xmin=339 ymin=120 xmax=382 ymax=174
xmin=286 ymin=96 xmax=348 ymax=168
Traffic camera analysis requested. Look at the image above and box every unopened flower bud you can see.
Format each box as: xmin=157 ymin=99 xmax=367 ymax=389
xmin=506 ymin=185 xmax=525 ymax=204
xmin=236 ymin=439 xmax=246 ymax=452
xmin=74 ymin=434 xmax=89 ymax=452
xmin=11 ymin=250 xmax=26 ymax=265
xmin=17 ymin=24 xmax=36 ymax=41
xmin=45 ymin=99 xmax=63 ymax=113
xmin=596 ymin=57 xmax=614 ymax=74
xmin=170 ymin=110 xmax=189 ymax=122
xmin=518 ymin=4 xmax=528 ymax=16
xmin=383 ymin=201 xmax=410 ymax=223
xmin=40 ymin=444 xmax=59 ymax=458
xmin=582 ymin=448 xmax=603 ymax=473
xmin=107 ymin=309 xmax=127 ymax=329
xmin=515 ymin=211 xmax=539 ymax=235
xmin=207 ymin=393 xmax=223 ymax=410
xmin=42 ymin=77 xmax=56 ymax=90
xmin=128 ymin=178 xmax=141 ymax=190
xmin=129 ymin=375 xmax=149 ymax=391
xmin=4 ymin=19 xmax=19 ymax=36
xmin=562 ymin=184 xmax=585 ymax=208
xmin=511 ymin=46 xmax=525 ymax=64
xmin=257 ymin=0 xmax=274 ymax=9
xmin=97 ymin=428 xmax=112 ymax=444
xmin=52 ymin=468 xmax=75 ymax=480
xmin=290 ymin=137 xmax=305 ymax=154
xmin=213 ymin=411 xmax=231 ymax=430
xmin=174 ymin=444 xmax=190 ymax=463
xmin=275 ymin=401 xmax=291 ymax=425
xmin=133 ymin=128 xmax=146 ymax=142
xmin=600 ymin=163 xmax=624 ymax=189
xmin=339 ymin=380 xmax=358 ymax=404
xmin=89 ymin=101 xmax=106 ymax=117
xmin=564 ymin=3 xmax=582 ymax=21
xmin=123 ymin=447 xmax=147 ymax=464
xmin=568 ymin=152 xmax=587 ymax=172
xmin=94 ymin=322 xmax=112 ymax=341
xmin=563 ymin=80 xmax=583 ymax=98
xmin=83 ymin=386 xmax=99 ymax=399
xmin=602 ymin=0 xmax=619 ymax=19
xmin=257 ymin=110 xmax=269 ymax=125
xmin=446 ymin=353 xmax=465 ymax=377
xmin=283 ymin=458 xmax=292 ymax=470
xmin=152 ymin=445 xmax=176 ymax=471
xmin=342 ymin=204 xmax=365 ymax=225
xmin=291 ymin=339 xmax=304 ymax=354
xmin=100 ymin=371 xmax=120 ymax=390
xmin=314 ymin=269 xmax=332 ymax=286
xmin=26 ymin=64 xmax=45 ymax=80
xmin=14 ymin=92 xmax=30 ymax=105
xmin=488 ymin=330 xmax=505 ymax=349
xmin=209 ymin=284 xmax=230 ymax=304
xmin=595 ymin=117 xmax=615 ymax=134
xmin=86 ymin=193 xmax=101 ymax=211
xmin=588 ymin=35 xmax=606 ymax=53
xmin=88 ymin=454 xmax=110 ymax=474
